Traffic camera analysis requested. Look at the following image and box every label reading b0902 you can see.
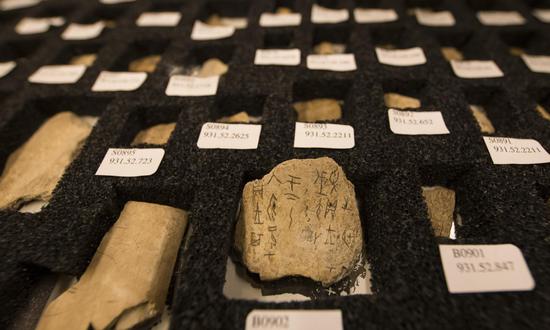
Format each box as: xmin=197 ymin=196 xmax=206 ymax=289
xmin=95 ymin=148 xmax=165 ymax=177
xmin=92 ymin=71 xmax=147 ymax=92
xmin=439 ymin=244 xmax=535 ymax=294
xmin=294 ymin=122 xmax=354 ymax=149
xmin=197 ymin=122 xmax=261 ymax=149
xmin=388 ymin=109 xmax=450 ymax=135
xmin=483 ymin=136 xmax=550 ymax=164
xmin=246 ymin=310 xmax=343 ymax=330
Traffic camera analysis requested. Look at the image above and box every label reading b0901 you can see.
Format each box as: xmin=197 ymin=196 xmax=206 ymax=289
xmin=388 ymin=109 xmax=450 ymax=135
xmin=165 ymin=75 xmax=219 ymax=96
xmin=246 ymin=310 xmax=343 ymax=330
xmin=197 ymin=123 xmax=261 ymax=149
xmin=294 ymin=122 xmax=354 ymax=149
xmin=439 ymin=244 xmax=535 ymax=294
xmin=95 ymin=148 xmax=165 ymax=177
xmin=483 ymin=136 xmax=550 ymax=164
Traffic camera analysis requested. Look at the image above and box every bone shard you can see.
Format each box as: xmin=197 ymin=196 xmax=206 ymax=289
xmin=384 ymin=92 xmax=421 ymax=109
xmin=313 ymin=42 xmax=346 ymax=55
xmin=69 ymin=53 xmax=97 ymax=67
xmin=422 ymin=186 xmax=455 ymax=237
xmin=441 ymin=47 xmax=463 ymax=61
xmin=235 ymin=157 xmax=363 ymax=287
xmin=469 ymin=104 xmax=495 ymax=134
xmin=129 ymin=55 xmax=161 ymax=73
xmin=0 ymin=112 xmax=93 ymax=210
xmin=197 ymin=58 xmax=228 ymax=77
xmin=36 ymin=201 xmax=188 ymax=330
xmin=293 ymin=98 xmax=342 ymax=122
xmin=131 ymin=123 xmax=176 ymax=145
xmin=536 ymin=104 xmax=550 ymax=121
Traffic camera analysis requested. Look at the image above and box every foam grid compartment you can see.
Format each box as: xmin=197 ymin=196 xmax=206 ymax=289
xmin=0 ymin=0 xmax=549 ymax=329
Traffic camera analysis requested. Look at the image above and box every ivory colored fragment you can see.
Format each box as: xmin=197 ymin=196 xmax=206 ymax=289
xmin=131 ymin=123 xmax=176 ymax=145
xmin=206 ymin=14 xmax=247 ymax=28
xmin=422 ymin=186 xmax=455 ymax=237
xmin=441 ymin=47 xmax=463 ymax=61
xmin=469 ymin=105 xmax=495 ymax=134
xmin=276 ymin=7 xmax=292 ymax=14
xmin=536 ymin=104 xmax=550 ymax=121
xmin=0 ymin=112 xmax=93 ymax=210
xmin=69 ymin=53 xmax=97 ymax=67
xmin=37 ymin=201 xmax=188 ymax=330
xmin=509 ymin=47 xmax=525 ymax=57
xmin=384 ymin=92 xmax=421 ymax=109
xmin=293 ymin=98 xmax=342 ymax=122
xmin=235 ymin=157 xmax=363 ymax=286
xmin=129 ymin=55 xmax=161 ymax=73
xmin=313 ymin=42 xmax=346 ymax=55
xmin=218 ymin=111 xmax=250 ymax=123
xmin=197 ymin=58 xmax=228 ymax=77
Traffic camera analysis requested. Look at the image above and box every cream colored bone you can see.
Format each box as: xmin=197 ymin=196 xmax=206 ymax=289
xmin=0 ymin=112 xmax=93 ymax=210
xmin=36 ymin=201 xmax=189 ymax=330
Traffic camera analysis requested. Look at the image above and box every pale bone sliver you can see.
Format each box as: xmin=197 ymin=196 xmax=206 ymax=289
xmin=131 ymin=123 xmax=176 ymax=145
xmin=535 ymin=104 xmax=550 ymax=121
xmin=36 ymin=201 xmax=188 ymax=330
xmin=217 ymin=111 xmax=250 ymax=123
xmin=313 ymin=42 xmax=346 ymax=55
xmin=509 ymin=47 xmax=525 ymax=57
xmin=234 ymin=157 xmax=363 ymax=287
xmin=441 ymin=47 xmax=463 ymax=61
xmin=422 ymin=186 xmax=456 ymax=238
xmin=206 ymin=14 xmax=247 ymax=29
xmin=276 ymin=7 xmax=292 ymax=14
xmin=384 ymin=92 xmax=421 ymax=109
xmin=293 ymin=98 xmax=343 ymax=122
xmin=469 ymin=104 xmax=495 ymax=134
xmin=69 ymin=53 xmax=97 ymax=67
xmin=129 ymin=55 xmax=161 ymax=73
xmin=0 ymin=111 xmax=93 ymax=210
xmin=196 ymin=58 xmax=228 ymax=77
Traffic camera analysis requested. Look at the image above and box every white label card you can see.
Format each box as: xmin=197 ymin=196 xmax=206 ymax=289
xmin=255 ymin=49 xmax=301 ymax=66
xmin=191 ymin=20 xmax=235 ymax=40
xmin=62 ymin=22 xmax=105 ymax=40
xmin=0 ymin=61 xmax=16 ymax=79
xmin=306 ymin=54 xmax=356 ymax=72
xmin=16 ymin=17 xmax=65 ymax=35
xmin=521 ymin=54 xmax=550 ymax=74
xmin=439 ymin=244 xmax=535 ymax=294
xmin=92 ymin=71 xmax=147 ymax=92
xmin=1 ymin=0 xmax=41 ymax=11
xmin=450 ymin=60 xmax=504 ymax=79
xmin=354 ymin=8 xmax=398 ymax=23
xmin=197 ymin=123 xmax=261 ymax=149
xmin=165 ymin=75 xmax=219 ymax=97
xmin=376 ymin=47 xmax=426 ymax=67
xmin=388 ymin=109 xmax=450 ymax=135
xmin=137 ymin=12 xmax=181 ymax=27
xmin=483 ymin=136 xmax=550 ymax=165
xmin=477 ymin=11 xmax=525 ymax=26
xmin=259 ymin=12 xmax=302 ymax=27
xmin=311 ymin=4 xmax=349 ymax=24
xmin=294 ymin=122 xmax=354 ymax=149
xmin=415 ymin=9 xmax=455 ymax=26
xmin=96 ymin=148 xmax=164 ymax=177
xmin=28 ymin=65 xmax=86 ymax=84
xmin=533 ymin=9 xmax=550 ymax=23
xmin=246 ymin=310 xmax=343 ymax=330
